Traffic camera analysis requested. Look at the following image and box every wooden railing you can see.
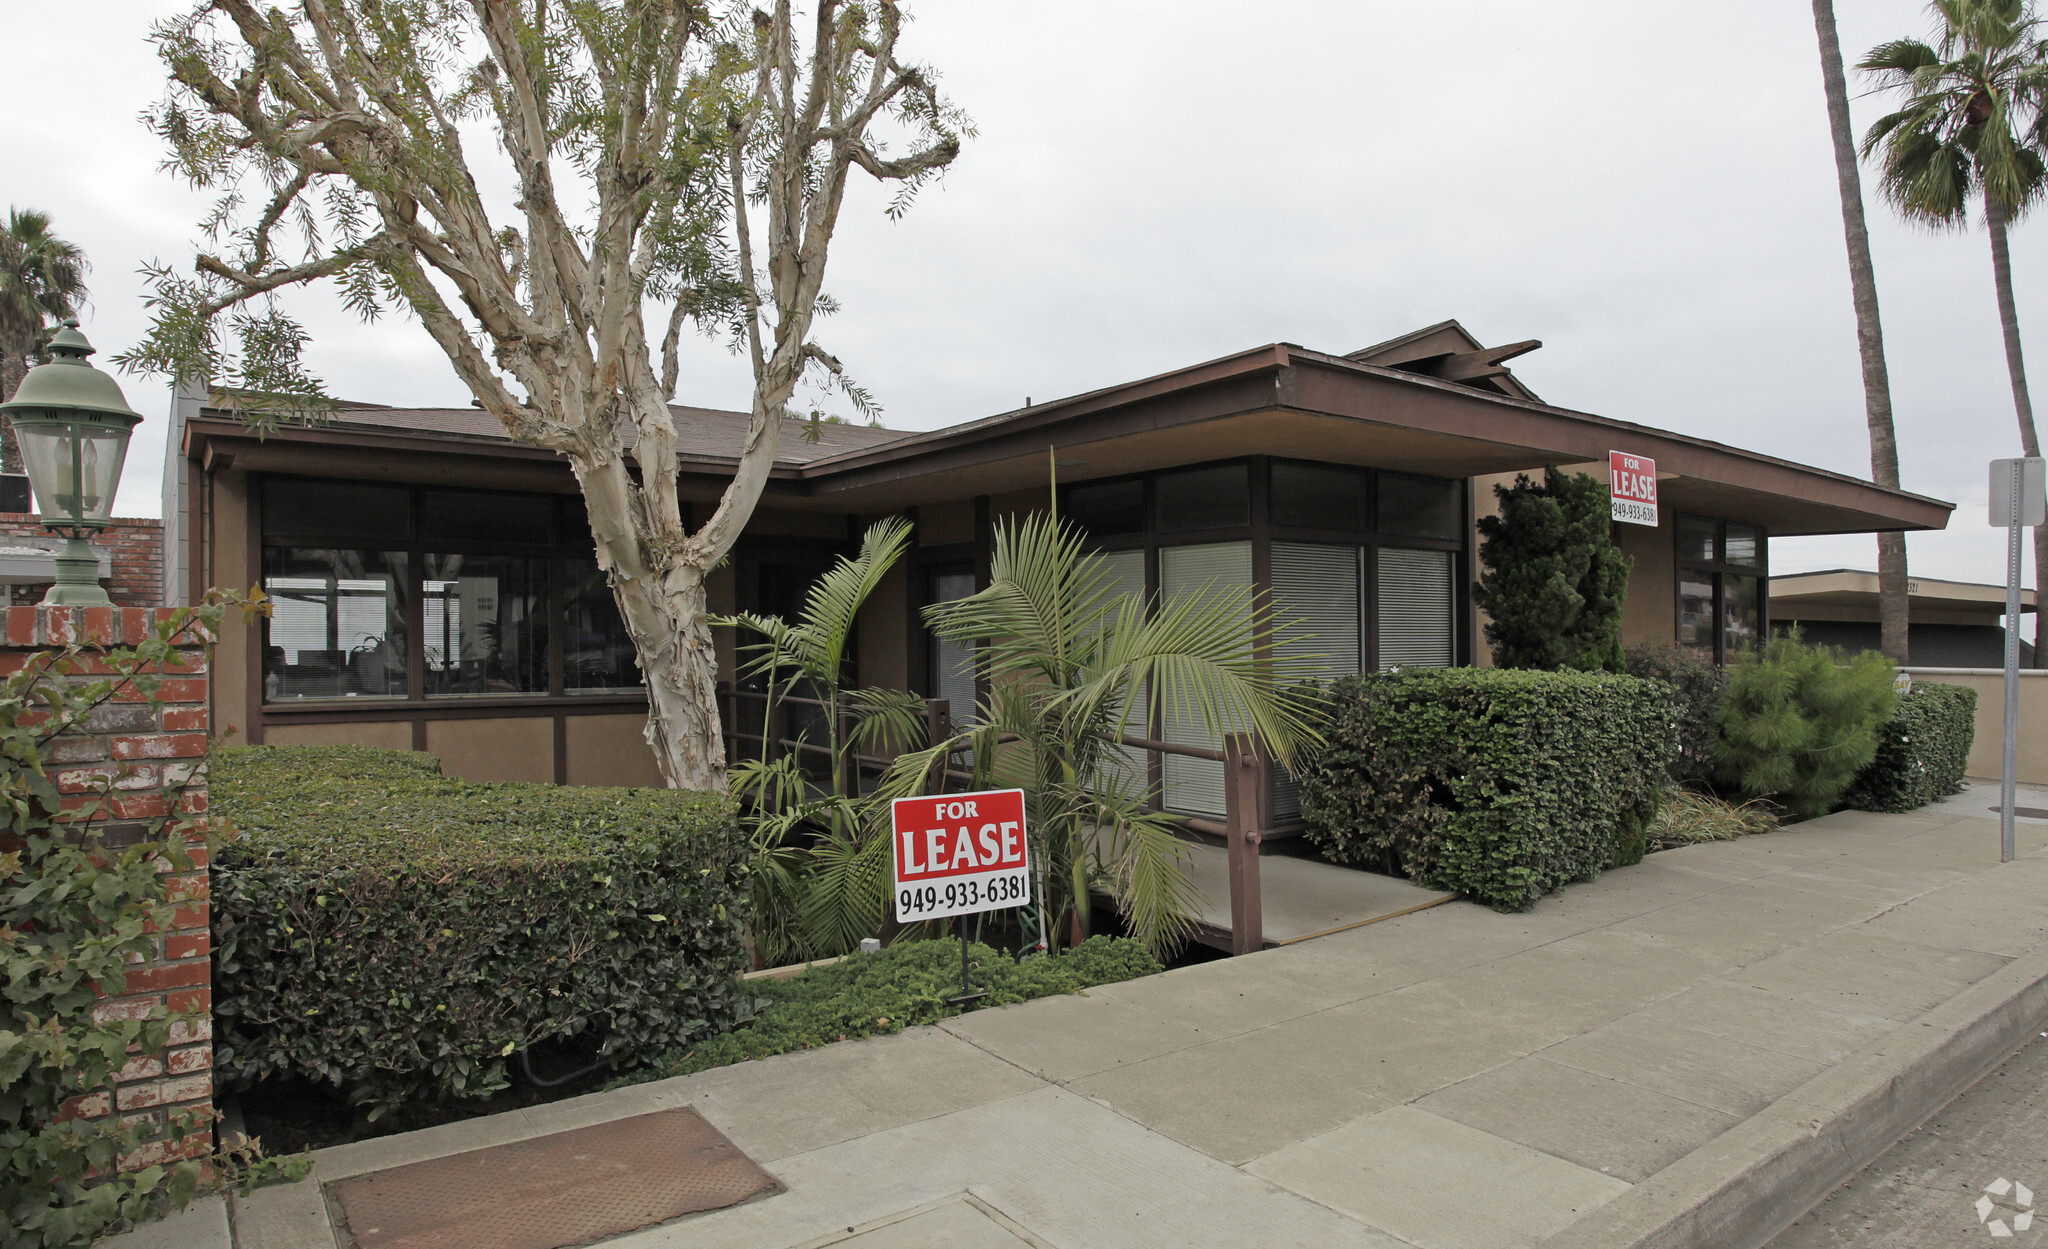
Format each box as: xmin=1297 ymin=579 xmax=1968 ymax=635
xmin=716 ymin=681 xmax=1269 ymax=955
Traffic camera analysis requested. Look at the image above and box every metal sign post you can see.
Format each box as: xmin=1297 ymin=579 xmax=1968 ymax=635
xmin=1991 ymin=457 xmax=2046 ymax=863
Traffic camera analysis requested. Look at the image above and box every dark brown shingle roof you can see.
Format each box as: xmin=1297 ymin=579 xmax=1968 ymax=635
xmin=203 ymin=401 xmax=909 ymax=467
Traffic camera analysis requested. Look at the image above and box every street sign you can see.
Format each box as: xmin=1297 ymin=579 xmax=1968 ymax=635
xmin=1609 ymin=451 xmax=1658 ymax=527
xmin=891 ymin=788 xmax=1031 ymax=923
xmin=1990 ymin=458 xmax=2047 ymax=527
xmin=1991 ymin=457 xmax=2046 ymax=865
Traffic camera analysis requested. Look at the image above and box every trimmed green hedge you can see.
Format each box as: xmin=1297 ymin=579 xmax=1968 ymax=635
xmin=210 ymin=745 xmax=749 ymax=1119
xmin=625 ymin=935 xmax=1161 ymax=1082
xmin=1296 ymin=669 xmax=1677 ymax=910
xmin=1844 ymin=682 xmax=1978 ymax=813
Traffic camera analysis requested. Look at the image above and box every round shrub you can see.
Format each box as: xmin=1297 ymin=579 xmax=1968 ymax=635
xmin=210 ymin=745 xmax=750 ymax=1120
xmin=1713 ymin=636 xmax=1896 ymax=820
xmin=1843 ymin=682 xmax=1978 ymax=813
xmin=1624 ymin=642 xmax=1724 ymax=787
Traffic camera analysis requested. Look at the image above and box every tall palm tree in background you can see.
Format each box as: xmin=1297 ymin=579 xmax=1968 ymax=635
xmin=1814 ymin=0 xmax=1912 ymax=663
xmin=0 ymin=209 xmax=89 ymax=475
xmin=1860 ymin=0 xmax=2048 ymax=646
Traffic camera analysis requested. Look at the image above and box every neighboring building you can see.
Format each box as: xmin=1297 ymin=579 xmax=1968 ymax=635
xmin=161 ymin=319 xmax=1954 ymax=815
xmin=0 ymin=513 xmax=162 ymax=607
xmin=1770 ymin=568 xmax=2037 ymax=667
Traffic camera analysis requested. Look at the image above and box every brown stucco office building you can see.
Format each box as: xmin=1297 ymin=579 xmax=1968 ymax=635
xmin=159 ymin=321 xmax=1954 ymax=812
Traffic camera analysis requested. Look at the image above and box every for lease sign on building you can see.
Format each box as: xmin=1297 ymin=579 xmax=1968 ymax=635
xmin=891 ymin=788 xmax=1031 ymax=922
xmin=1609 ymin=451 xmax=1658 ymax=527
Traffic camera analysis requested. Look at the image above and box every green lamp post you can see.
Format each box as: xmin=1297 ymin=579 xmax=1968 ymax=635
xmin=0 ymin=320 xmax=142 ymax=605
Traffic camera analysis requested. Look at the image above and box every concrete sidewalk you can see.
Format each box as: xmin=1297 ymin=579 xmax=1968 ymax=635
xmin=227 ymin=782 xmax=2048 ymax=1249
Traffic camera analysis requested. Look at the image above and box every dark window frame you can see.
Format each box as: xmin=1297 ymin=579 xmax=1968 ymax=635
xmin=1675 ymin=513 xmax=1770 ymax=665
xmin=257 ymin=475 xmax=642 ymax=709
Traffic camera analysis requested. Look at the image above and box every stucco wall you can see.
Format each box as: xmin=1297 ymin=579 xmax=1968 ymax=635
xmin=426 ymin=716 xmax=553 ymax=784
xmin=565 ymin=714 xmax=665 ymax=788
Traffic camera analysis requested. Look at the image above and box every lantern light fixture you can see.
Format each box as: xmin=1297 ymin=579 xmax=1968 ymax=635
xmin=0 ymin=320 xmax=143 ymax=605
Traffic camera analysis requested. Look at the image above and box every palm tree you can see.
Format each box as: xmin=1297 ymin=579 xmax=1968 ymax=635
xmin=1860 ymin=0 xmax=2048 ymax=645
xmin=0 ymin=209 xmax=89 ymax=475
xmin=872 ymin=512 xmax=1323 ymax=957
xmin=714 ymin=516 xmax=929 ymax=962
xmin=1814 ymin=0 xmax=1912 ymax=663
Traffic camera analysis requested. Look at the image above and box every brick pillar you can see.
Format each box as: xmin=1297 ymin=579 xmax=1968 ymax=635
xmin=2 ymin=605 xmax=214 ymax=1173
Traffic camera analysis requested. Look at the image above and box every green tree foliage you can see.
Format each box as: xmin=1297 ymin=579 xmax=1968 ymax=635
xmin=3 ymin=601 xmax=245 ymax=1248
xmin=1713 ymin=634 xmax=1898 ymax=820
xmin=1860 ymin=0 xmax=2048 ymax=643
xmin=0 ymin=208 xmax=89 ymax=473
xmin=1473 ymin=470 xmax=1632 ymax=673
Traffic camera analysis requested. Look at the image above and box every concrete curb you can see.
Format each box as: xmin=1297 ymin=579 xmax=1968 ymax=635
xmin=1536 ymin=942 xmax=2048 ymax=1249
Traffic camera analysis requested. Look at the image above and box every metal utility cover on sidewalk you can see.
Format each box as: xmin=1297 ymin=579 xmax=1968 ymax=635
xmin=326 ymin=1107 xmax=781 ymax=1249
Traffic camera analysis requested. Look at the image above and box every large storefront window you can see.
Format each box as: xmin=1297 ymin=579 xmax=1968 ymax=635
xmin=263 ymin=548 xmax=409 ymax=700
xmin=1061 ymin=458 xmax=1466 ymax=818
xmin=259 ymin=479 xmax=646 ymax=704
xmin=1677 ymin=516 xmax=1767 ymax=664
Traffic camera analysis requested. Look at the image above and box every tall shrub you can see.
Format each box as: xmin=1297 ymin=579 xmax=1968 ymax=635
xmin=1714 ymin=635 xmax=1896 ymax=820
xmin=1625 ymin=643 xmax=1725 ymax=786
xmin=211 ymin=746 xmax=750 ymax=1121
xmin=1296 ymin=669 xmax=1676 ymax=910
xmin=1844 ymin=682 xmax=1978 ymax=813
xmin=1474 ymin=469 xmax=1633 ymax=672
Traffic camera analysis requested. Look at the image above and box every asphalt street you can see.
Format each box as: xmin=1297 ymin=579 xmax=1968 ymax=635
xmin=1768 ymin=1027 xmax=2048 ymax=1246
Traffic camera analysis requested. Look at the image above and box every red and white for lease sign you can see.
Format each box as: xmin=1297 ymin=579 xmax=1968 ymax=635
xmin=1609 ymin=451 xmax=1658 ymax=527
xmin=891 ymin=788 xmax=1032 ymax=923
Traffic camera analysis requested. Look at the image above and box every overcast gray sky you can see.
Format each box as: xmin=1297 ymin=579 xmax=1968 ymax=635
xmin=4 ymin=0 xmax=2043 ymax=584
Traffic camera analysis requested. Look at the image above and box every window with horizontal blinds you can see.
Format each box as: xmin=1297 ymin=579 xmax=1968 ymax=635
xmin=1376 ymin=547 xmax=1455 ymax=669
xmin=1091 ymin=549 xmax=1150 ymax=797
xmin=1261 ymin=536 xmax=1359 ymax=819
xmin=930 ymin=571 xmax=979 ymax=727
xmin=1271 ymin=542 xmax=1362 ymax=820
xmin=1158 ymin=542 xmax=1253 ymax=817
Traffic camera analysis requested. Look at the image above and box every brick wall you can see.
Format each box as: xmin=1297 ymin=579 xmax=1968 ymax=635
xmin=0 ymin=514 xmax=165 ymax=608
xmin=0 ymin=606 xmax=214 ymax=1173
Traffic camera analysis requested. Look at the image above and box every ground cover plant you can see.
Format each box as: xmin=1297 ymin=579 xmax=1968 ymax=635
xmin=1645 ymin=789 xmax=1780 ymax=852
xmin=1713 ymin=634 xmax=1896 ymax=820
xmin=1844 ymin=681 xmax=1978 ymax=813
xmin=621 ymin=935 xmax=1160 ymax=1082
xmin=1296 ymin=668 xmax=1676 ymax=909
xmin=209 ymin=745 xmax=749 ymax=1123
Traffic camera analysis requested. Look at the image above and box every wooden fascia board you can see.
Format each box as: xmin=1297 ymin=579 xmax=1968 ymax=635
xmin=1279 ymin=354 xmax=1954 ymax=533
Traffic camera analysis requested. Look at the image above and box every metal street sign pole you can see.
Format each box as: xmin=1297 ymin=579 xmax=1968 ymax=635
xmin=2004 ymin=458 xmax=2023 ymax=864
xmin=1992 ymin=456 xmax=2045 ymax=863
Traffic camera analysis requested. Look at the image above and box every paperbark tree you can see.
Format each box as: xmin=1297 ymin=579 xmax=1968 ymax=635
xmin=124 ymin=1 xmax=963 ymax=790
xmin=1812 ymin=0 xmax=1911 ymax=664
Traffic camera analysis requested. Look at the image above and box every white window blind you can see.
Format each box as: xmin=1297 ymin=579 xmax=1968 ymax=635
xmin=931 ymin=572 xmax=979 ymax=726
xmin=1271 ymin=542 xmax=1361 ymax=820
xmin=1092 ymin=549 xmax=1149 ymax=797
xmin=1158 ymin=542 xmax=1253 ymax=817
xmin=1377 ymin=547 xmax=1455 ymax=669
